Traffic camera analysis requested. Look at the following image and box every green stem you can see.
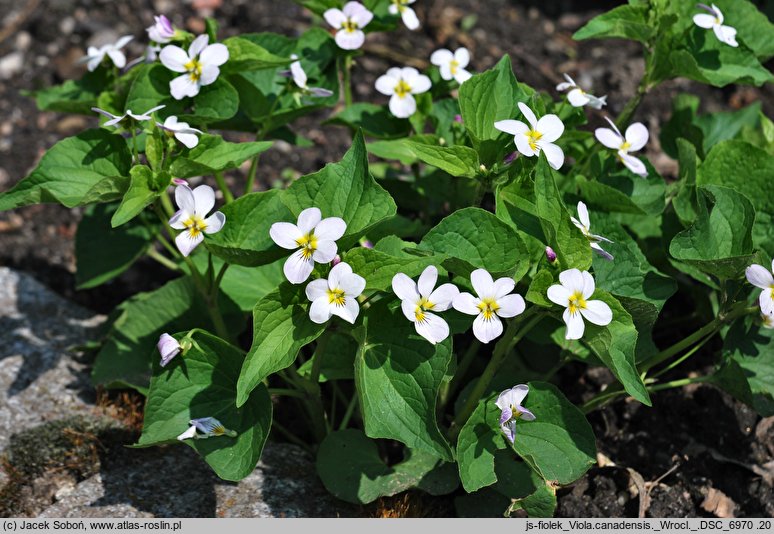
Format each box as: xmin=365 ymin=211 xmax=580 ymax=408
xmin=268 ymin=388 xmax=306 ymax=399
xmin=647 ymin=375 xmax=710 ymax=393
xmin=244 ymin=153 xmax=261 ymax=195
xmin=214 ymin=171 xmax=234 ymax=203
xmin=147 ymin=248 xmax=180 ymax=271
xmin=130 ymin=126 xmax=140 ymax=163
xmin=160 ymin=192 xmax=175 ymax=218
xmin=649 ymin=331 xmax=714 ymax=380
xmin=441 ymin=340 xmax=481 ymax=408
xmin=342 ymin=54 xmax=353 ymax=107
xmin=449 ymin=311 xmax=542 ymax=440
xmin=339 ymin=394 xmax=358 ymax=431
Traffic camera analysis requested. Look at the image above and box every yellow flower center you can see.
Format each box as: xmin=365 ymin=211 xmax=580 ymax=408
xmin=183 ymin=215 xmax=207 ymax=238
xmin=414 ymin=297 xmax=435 ymax=324
xmin=296 ymin=233 xmax=318 ymax=260
xmin=394 ymin=79 xmax=412 ymax=99
xmin=477 ymin=298 xmax=500 ymax=321
xmin=509 ymin=405 xmax=524 ymax=419
xmin=620 ymin=141 xmax=631 ymax=151
xmin=450 ymin=59 xmax=459 ymax=75
xmin=392 ymin=0 xmax=409 ymax=12
xmin=567 ymin=291 xmax=587 ymax=315
xmin=526 ymin=129 xmax=543 ymax=151
xmin=342 ymin=18 xmax=359 ymax=32
xmin=210 ymin=424 xmax=226 ymax=436
xmin=327 ymin=288 xmax=346 ymax=307
xmin=184 ymin=59 xmax=203 ymax=82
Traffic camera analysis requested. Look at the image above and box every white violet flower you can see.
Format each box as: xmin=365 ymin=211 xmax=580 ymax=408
xmin=547 ymin=269 xmax=612 ymax=340
xmin=305 ymin=262 xmax=366 ymax=325
xmin=571 ymin=201 xmax=614 ymax=261
xmin=79 ymin=35 xmax=133 ymax=71
xmin=160 ymin=34 xmax=229 ymax=100
xmin=392 ymin=265 xmax=460 ymax=344
xmin=494 ymin=102 xmax=565 ymax=170
xmin=694 ymin=4 xmax=738 ymax=47
xmin=157 ymin=333 xmax=181 ymax=367
xmin=157 ymin=115 xmax=203 ymax=149
xmin=92 ymin=104 xmax=165 ymax=127
xmin=556 ymin=73 xmax=607 ymax=109
xmin=323 ymin=2 xmax=373 ymax=50
xmin=389 ymin=0 xmax=420 ymax=30
xmin=168 ymin=183 xmax=226 ymax=257
xmin=375 ymin=67 xmax=432 ymax=118
xmin=453 ymin=269 xmax=526 ymax=344
xmin=495 ymin=384 xmax=536 ymax=444
xmin=594 ymin=117 xmax=649 ymax=177
xmin=270 ymin=207 xmax=347 ymax=284
xmin=430 ymin=47 xmax=472 ymax=84
xmin=745 ymin=260 xmax=774 ymax=316
xmin=289 ymin=54 xmax=334 ymax=97
xmin=147 ymin=14 xmax=177 ymax=44
xmin=177 ymin=417 xmax=237 ymax=440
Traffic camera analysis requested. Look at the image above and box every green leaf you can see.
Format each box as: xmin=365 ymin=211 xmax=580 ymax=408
xmin=191 ymin=255 xmax=284 ymax=313
xmin=342 ymin=247 xmax=444 ymax=293
xmin=124 ymin=64 xmax=184 ymax=118
xmin=297 ymin=332 xmax=357 ymax=382
xmin=673 ymin=138 xmax=700 ymax=226
xmin=354 ymin=301 xmax=454 ymax=461
xmin=137 ymin=330 xmax=272 ymax=481
xmin=170 ymin=135 xmax=273 ymax=178
xmin=456 ymin=393 xmax=505 ymax=492
xmin=420 ymin=207 xmax=529 ymax=279
xmin=111 ymin=165 xmax=162 ymax=227
xmin=575 ymin=170 xmax=666 ymax=216
xmin=712 ymin=319 xmax=774 ymax=416
xmin=405 ymin=139 xmax=481 ymax=178
xmin=697 ymin=140 xmax=774 ymax=257
xmin=316 ymin=430 xmax=458 ymax=504
xmin=30 ymin=69 xmax=110 ymax=114
xmin=573 ymin=4 xmax=653 ymax=44
xmin=92 ymin=277 xmax=243 ymax=391
xmin=327 ymin=103 xmax=411 ymax=139
xmin=236 ymin=284 xmax=326 ymax=407
xmin=75 ymin=203 xmax=157 ymax=289
xmin=281 ymin=131 xmax=397 ymax=247
xmin=506 ymin=478 xmax=557 ymax=518
xmin=695 ymin=102 xmax=762 ymax=153
xmin=180 ymin=77 xmax=240 ymax=123
xmin=206 ymin=189 xmax=294 ymax=267
xmin=526 ymin=269 xmax=555 ymax=308
xmin=534 ymin=158 xmax=592 ymax=270
xmin=0 ymin=129 xmax=132 ymax=211
xmin=584 ymin=291 xmax=651 ymax=405
xmin=669 ymin=185 xmax=756 ymax=279
xmin=221 ymin=36 xmax=290 ymax=73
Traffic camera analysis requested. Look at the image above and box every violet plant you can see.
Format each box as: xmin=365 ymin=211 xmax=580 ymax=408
xmin=4 ymin=0 xmax=774 ymax=517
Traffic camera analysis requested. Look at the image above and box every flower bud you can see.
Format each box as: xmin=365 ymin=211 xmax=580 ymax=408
xmin=331 ymin=254 xmax=342 ymax=266
xmin=359 ymin=239 xmax=373 ymax=249
xmin=172 ymin=178 xmax=188 ymax=186
xmin=545 ymin=246 xmax=557 ymax=263
xmin=157 ymin=333 xmax=181 ymax=367
xmin=453 ymin=114 xmax=463 ymax=124
xmin=503 ymin=151 xmax=518 ymax=165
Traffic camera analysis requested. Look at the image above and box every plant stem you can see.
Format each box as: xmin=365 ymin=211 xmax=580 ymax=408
xmin=449 ymin=311 xmax=542 ymax=440
xmin=649 ymin=332 xmax=713 ymax=380
xmin=244 ymin=153 xmax=261 ymax=195
xmin=130 ymin=126 xmax=140 ymax=163
xmin=339 ymin=394 xmax=358 ymax=431
xmin=268 ymin=388 xmax=306 ymax=399
xmin=342 ymin=54 xmax=353 ymax=107
xmin=441 ymin=340 xmax=481 ymax=408
xmin=147 ymin=248 xmax=180 ymax=271
xmin=646 ymin=375 xmax=711 ymax=393
xmin=159 ymin=191 xmax=175 ymax=218
xmin=271 ymin=419 xmax=314 ymax=452
xmin=214 ymin=171 xmax=234 ymax=203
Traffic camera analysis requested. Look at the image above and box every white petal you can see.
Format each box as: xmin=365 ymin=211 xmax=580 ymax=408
xmin=392 ymin=273 xmax=420 ymax=302
xmin=290 ymin=56 xmax=307 ymax=88
xmin=202 ymin=212 xmax=225 ymax=234
xmin=297 ymin=207 xmax=322 ymax=233
xmin=270 ymin=222 xmax=303 ymax=249
xmin=453 ymin=292 xmax=480 ymax=316
xmin=563 ymin=309 xmax=585 ymax=340
xmin=496 ymin=294 xmax=525 ymax=318
xmin=401 ymin=7 xmax=420 ymax=30
xmin=160 ymin=45 xmax=190 ymax=72
xmin=401 ymin=299 xmax=417 ymax=323
xmin=415 ymin=312 xmax=450 ymax=344
xmin=536 ymin=114 xmax=564 ymax=143
xmin=170 ymin=74 xmax=199 ymax=100
xmin=518 ymin=102 xmax=538 ymax=128
xmin=494 ymin=119 xmax=528 ymax=136
xmin=305 ymin=279 xmax=329 ymax=302
xmin=620 ymin=152 xmax=648 ymax=177
xmin=580 ymin=299 xmax=613 ymax=326
xmin=471 ymin=269 xmax=494 ymax=299
xmin=323 ymin=8 xmax=347 ymax=28
xmin=169 ymin=209 xmax=189 ymax=230
xmin=388 ymin=3 xmax=398 ymax=14
xmin=716 ymin=25 xmax=738 ymax=47
xmin=547 ymin=284 xmax=571 ymax=306
xmin=624 ymin=122 xmax=649 ymax=152
xmin=595 ymin=127 xmax=622 ymax=149
xmin=328 ymin=262 xmax=354 ymax=289
xmin=428 ymin=283 xmax=459 ymax=311
xmin=345 ymin=2 xmax=373 ymax=27
xmin=200 ymin=43 xmax=229 ymax=67
xmin=760 ymin=292 xmax=774 ymax=316
xmin=438 ymin=63 xmax=453 ymax=80
xmin=492 ymin=277 xmax=515 ymax=299
xmin=114 ymin=35 xmax=134 ymax=49
xmin=473 ymin=314 xmax=503 ymax=344
xmin=693 ymin=13 xmax=716 ymax=29
xmin=284 ymin=249 xmax=315 ymax=284
xmin=591 ymin=242 xmax=614 ymax=261
xmin=454 ymin=47 xmax=470 ymax=68
xmin=559 ymin=268 xmax=585 ymax=293
xmin=87 ymin=54 xmax=103 ymax=72
xmin=581 ymin=270 xmax=596 ymax=299
xmin=410 ymin=74 xmax=432 ymax=94
xmin=454 ymin=68 xmax=472 ymax=84
xmin=199 ymin=65 xmax=220 ymax=86
xmin=567 ymin=88 xmax=590 ymax=107
xmin=541 ymin=142 xmax=565 ymax=170
xmin=331 ymin=297 xmax=360 ymax=324
xmin=430 ymin=48 xmax=453 ymax=66
xmin=175 ymin=131 xmax=200 ymax=149
xmin=175 ymin=184 xmax=195 ymax=213
xmin=507 ymin=384 xmax=530 ymax=407
xmin=312 ymin=239 xmax=337 ymax=263
xmin=587 ymin=94 xmax=607 ymax=109
xmin=514 ymin=133 xmax=537 ymax=158
xmin=189 ymin=35 xmax=209 ymax=58
xmin=339 ymin=272 xmax=366 ymax=298
xmin=177 ymin=426 xmax=198 ymax=441
xmin=746 ymin=264 xmax=774 ymax=289
xmin=417 ymin=265 xmax=438 ymax=297
xmin=309 ymin=297 xmax=333 ymax=324
xmin=106 ymin=49 xmax=127 ymax=69
xmin=314 ymin=217 xmax=346 ymax=241
xmin=577 ymin=201 xmax=590 ymax=229
xmin=192 ymin=185 xmax=216 ymax=217
xmin=335 ymin=29 xmax=365 ymax=50
xmin=389 ymin=93 xmax=416 ymax=118
xmin=175 ymin=230 xmax=204 ymax=257
xmin=375 ymin=73 xmax=399 ymax=96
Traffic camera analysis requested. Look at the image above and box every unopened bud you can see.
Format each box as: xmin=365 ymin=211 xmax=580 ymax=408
xmin=331 ymin=254 xmax=342 ymax=266
xmin=454 ymin=114 xmax=463 ymax=124
xmin=479 ymin=164 xmax=487 ymax=173
xmin=545 ymin=246 xmax=557 ymax=263
xmin=359 ymin=239 xmax=373 ymax=249
xmin=172 ymin=178 xmax=187 ymax=186
xmin=504 ymin=151 xmax=518 ymax=165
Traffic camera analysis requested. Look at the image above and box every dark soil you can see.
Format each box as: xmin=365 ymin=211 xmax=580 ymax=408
xmin=1 ymin=0 xmax=772 ymax=518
